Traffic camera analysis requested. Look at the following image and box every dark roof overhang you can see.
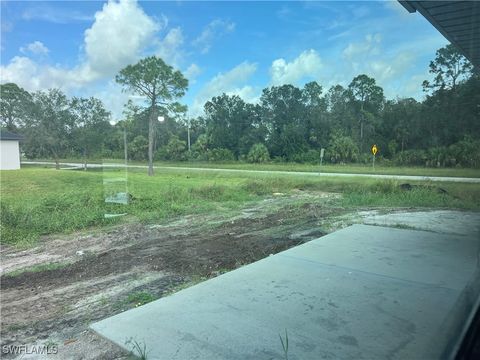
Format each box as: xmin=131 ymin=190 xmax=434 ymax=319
xmin=399 ymin=1 xmax=480 ymax=69
xmin=0 ymin=129 xmax=24 ymax=140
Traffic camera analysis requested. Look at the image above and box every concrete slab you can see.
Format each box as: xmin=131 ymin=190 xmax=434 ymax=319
xmin=91 ymin=225 xmax=480 ymax=360
xmin=360 ymin=210 xmax=480 ymax=237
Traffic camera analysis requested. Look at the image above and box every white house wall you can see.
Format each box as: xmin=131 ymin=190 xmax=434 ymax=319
xmin=0 ymin=140 xmax=21 ymax=170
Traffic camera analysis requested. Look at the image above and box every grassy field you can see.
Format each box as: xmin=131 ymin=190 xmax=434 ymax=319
xmin=152 ymin=161 xmax=480 ymax=178
xmin=2 ymin=167 xmax=480 ymax=247
xmin=24 ymin=158 xmax=480 ymax=178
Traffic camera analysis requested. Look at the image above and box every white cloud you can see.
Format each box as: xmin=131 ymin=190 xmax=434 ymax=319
xmin=350 ymin=5 xmax=370 ymax=19
xmin=369 ymin=52 xmax=414 ymax=83
xmin=342 ymin=33 xmax=382 ymax=59
xmin=22 ymin=6 xmax=93 ymax=23
xmin=225 ymin=85 xmax=259 ymax=104
xmin=20 ymin=41 xmax=49 ymax=56
xmin=401 ymin=74 xmax=428 ymax=99
xmin=156 ymin=27 xmax=185 ymax=68
xmin=84 ymin=0 xmax=159 ymax=77
xmin=91 ymin=81 xmax=130 ymax=121
xmin=192 ymin=19 xmax=235 ymax=54
xmin=184 ymin=63 xmax=202 ymax=83
xmin=190 ymin=61 xmax=257 ymax=116
xmin=270 ymin=49 xmax=323 ymax=85
xmin=1 ymin=0 xmax=162 ymax=95
xmin=0 ymin=56 xmax=88 ymax=91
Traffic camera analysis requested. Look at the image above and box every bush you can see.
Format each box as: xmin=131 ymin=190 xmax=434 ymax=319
xmin=129 ymin=135 xmax=148 ymax=161
xmin=272 ymin=156 xmax=286 ymax=163
xmin=393 ymin=149 xmax=427 ymax=166
xmin=448 ymin=137 xmax=480 ymax=168
xmin=291 ymin=149 xmax=320 ymax=164
xmin=247 ymin=143 xmax=270 ymax=163
xmin=191 ymin=134 xmax=209 ymax=153
xmin=327 ymin=133 xmax=359 ymax=163
xmin=164 ymin=136 xmax=187 ymax=161
xmin=393 ymin=138 xmax=480 ymax=168
xmin=357 ymin=153 xmax=372 ymax=165
xmin=207 ymin=148 xmax=235 ymax=162
xmin=426 ymin=146 xmax=448 ymax=167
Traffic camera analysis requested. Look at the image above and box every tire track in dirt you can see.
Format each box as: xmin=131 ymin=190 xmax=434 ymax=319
xmin=1 ymin=194 xmax=338 ymax=359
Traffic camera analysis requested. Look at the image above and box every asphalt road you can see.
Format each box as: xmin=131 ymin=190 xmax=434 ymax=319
xmin=22 ymin=161 xmax=480 ymax=183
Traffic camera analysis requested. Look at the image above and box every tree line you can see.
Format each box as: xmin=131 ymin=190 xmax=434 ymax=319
xmin=1 ymin=44 xmax=479 ymax=170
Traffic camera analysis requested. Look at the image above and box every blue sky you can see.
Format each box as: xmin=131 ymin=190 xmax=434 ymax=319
xmin=1 ymin=0 xmax=448 ymax=119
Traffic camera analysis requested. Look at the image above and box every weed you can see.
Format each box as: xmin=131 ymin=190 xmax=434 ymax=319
xmin=279 ymin=328 xmax=289 ymax=360
xmin=7 ymin=323 xmax=27 ymax=332
xmin=2 ymin=168 xmax=478 ymax=246
xmin=125 ymin=338 xmax=149 ymax=360
xmin=127 ymin=291 xmax=156 ymax=307
xmin=4 ymin=262 xmax=71 ymax=278
xmin=99 ymin=296 xmax=109 ymax=306
xmin=43 ymin=339 xmax=58 ymax=351
xmin=164 ymin=275 xmax=208 ymax=296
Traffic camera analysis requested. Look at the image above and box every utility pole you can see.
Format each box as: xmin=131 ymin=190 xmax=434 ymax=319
xmin=319 ymin=148 xmax=325 ymax=173
xmin=123 ymin=126 xmax=128 ymax=167
xmin=187 ymin=117 xmax=191 ymax=152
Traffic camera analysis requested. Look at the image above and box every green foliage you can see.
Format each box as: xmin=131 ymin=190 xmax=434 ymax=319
xmin=448 ymin=137 xmax=480 ymax=168
xmin=393 ymin=150 xmax=427 ymax=166
xmin=247 ymin=143 xmax=270 ymax=163
xmin=2 ymin=168 xmax=479 ymax=246
xmin=4 ymin=45 xmax=479 ymax=169
xmin=192 ymin=133 xmax=208 ymax=151
xmin=125 ymin=338 xmax=149 ymax=360
xmin=160 ymin=135 xmax=187 ymax=161
xmin=327 ymin=132 xmax=359 ymax=163
xmin=206 ymin=148 xmax=235 ymax=162
xmin=0 ymin=83 xmax=32 ymax=131
xmin=127 ymin=291 xmax=156 ymax=306
xmin=129 ymin=136 xmax=149 ymax=161
xmin=4 ymin=262 xmax=71 ymax=277
xmin=22 ymin=89 xmax=74 ymax=165
xmin=70 ymin=96 xmax=111 ymax=165
xmin=116 ymin=56 xmax=188 ymax=175
xmin=423 ymin=44 xmax=473 ymax=92
xmin=291 ymin=149 xmax=321 ymax=163
xmin=204 ymin=94 xmax=264 ymax=158
xmin=388 ymin=140 xmax=398 ymax=157
xmin=116 ymin=56 xmax=188 ymax=107
xmin=392 ymin=138 xmax=480 ymax=168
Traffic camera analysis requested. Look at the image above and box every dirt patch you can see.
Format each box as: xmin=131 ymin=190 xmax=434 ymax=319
xmin=0 ymin=193 xmax=341 ymax=359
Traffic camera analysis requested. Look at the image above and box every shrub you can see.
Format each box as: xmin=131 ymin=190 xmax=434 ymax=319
xmin=306 ymin=149 xmax=321 ymax=163
xmin=449 ymin=137 xmax=480 ymax=168
xmin=164 ymin=136 xmax=187 ymax=161
xmin=207 ymin=148 xmax=235 ymax=162
xmin=247 ymin=143 xmax=270 ymax=163
xmin=357 ymin=153 xmax=372 ymax=165
xmin=272 ymin=156 xmax=286 ymax=163
xmin=129 ymin=135 xmax=148 ymax=161
xmin=327 ymin=133 xmax=359 ymax=163
xmin=393 ymin=149 xmax=427 ymax=166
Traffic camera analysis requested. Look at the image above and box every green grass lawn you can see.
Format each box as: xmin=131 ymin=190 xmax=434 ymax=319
xmin=151 ymin=161 xmax=480 ymax=178
xmin=2 ymin=167 xmax=479 ymax=247
xmin=23 ymin=158 xmax=480 ymax=178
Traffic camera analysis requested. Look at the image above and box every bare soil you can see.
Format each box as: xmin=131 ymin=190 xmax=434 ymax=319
xmin=1 ymin=193 xmax=342 ymax=359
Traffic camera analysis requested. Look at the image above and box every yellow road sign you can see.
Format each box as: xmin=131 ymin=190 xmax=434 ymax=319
xmin=371 ymin=144 xmax=378 ymax=156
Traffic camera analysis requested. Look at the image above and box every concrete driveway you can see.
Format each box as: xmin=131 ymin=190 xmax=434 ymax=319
xmin=91 ymin=221 xmax=480 ymax=359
